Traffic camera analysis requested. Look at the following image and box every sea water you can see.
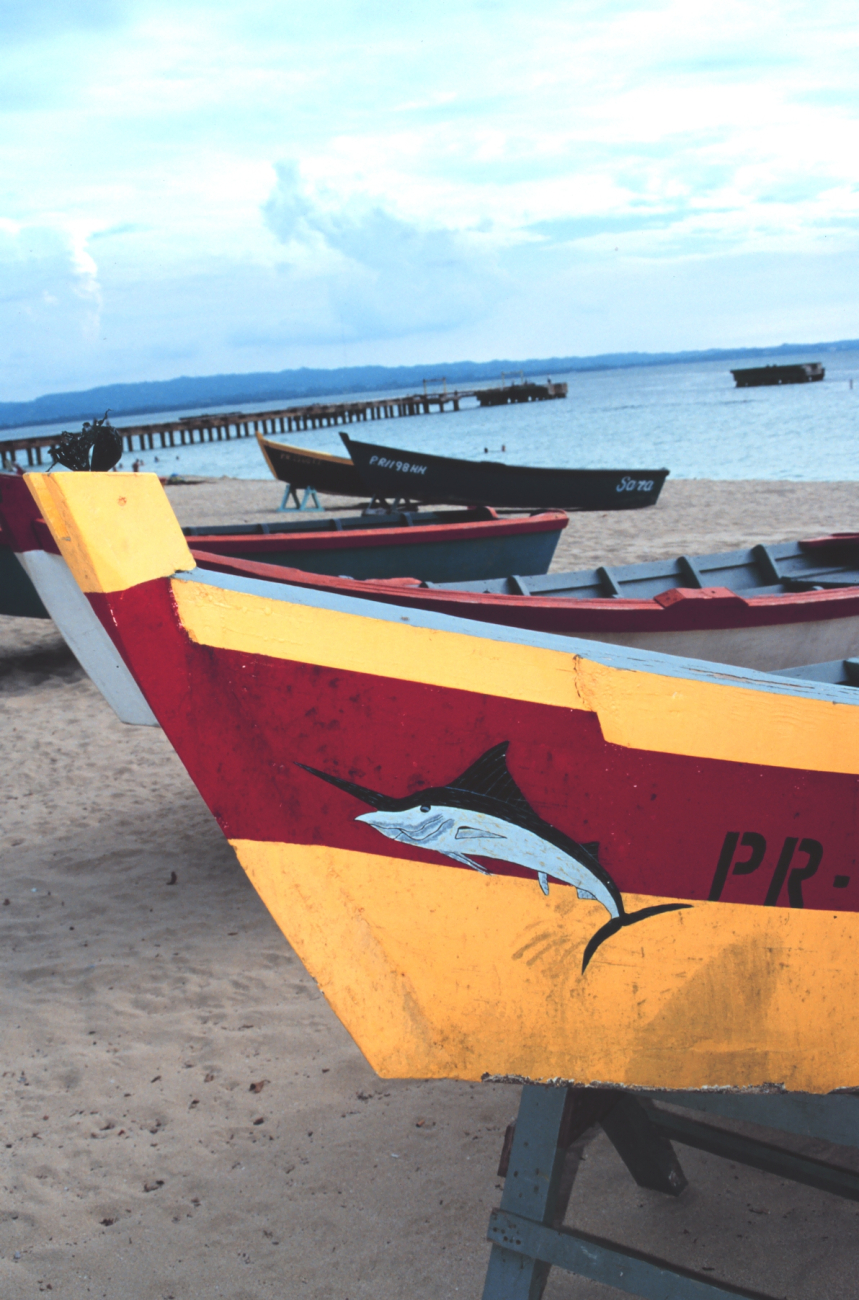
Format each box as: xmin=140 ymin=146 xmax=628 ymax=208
xmin=4 ymin=349 xmax=859 ymax=482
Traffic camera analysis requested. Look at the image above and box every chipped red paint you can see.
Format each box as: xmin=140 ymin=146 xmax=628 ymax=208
xmin=87 ymin=577 xmax=859 ymax=915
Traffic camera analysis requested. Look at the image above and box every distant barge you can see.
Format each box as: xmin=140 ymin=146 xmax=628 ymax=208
xmin=476 ymin=379 xmax=567 ymax=406
xmin=731 ymin=362 xmax=825 ymax=388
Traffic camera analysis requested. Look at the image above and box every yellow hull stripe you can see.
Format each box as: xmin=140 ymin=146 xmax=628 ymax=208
xmin=233 ymin=837 xmax=859 ymax=1092
xmin=25 ymin=470 xmax=859 ymax=774
xmin=25 ymin=472 xmax=196 ymax=594
xmin=173 ymin=577 xmax=859 ymax=774
xmin=171 ymin=574 xmax=588 ymax=709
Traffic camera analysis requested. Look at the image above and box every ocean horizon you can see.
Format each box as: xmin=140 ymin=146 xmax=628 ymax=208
xmin=4 ymin=349 xmax=858 ymax=483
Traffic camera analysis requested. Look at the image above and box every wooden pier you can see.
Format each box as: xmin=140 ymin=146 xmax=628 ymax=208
xmin=0 ymin=389 xmax=472 ymax=468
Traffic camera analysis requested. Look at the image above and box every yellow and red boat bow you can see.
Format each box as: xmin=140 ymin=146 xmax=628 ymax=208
xmin=26 ymin=471 xmax=859 ymax=1092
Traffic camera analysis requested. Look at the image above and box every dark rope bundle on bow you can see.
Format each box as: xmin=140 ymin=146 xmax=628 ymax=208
xmin=48 ymin=412 xmax=123 ymax=472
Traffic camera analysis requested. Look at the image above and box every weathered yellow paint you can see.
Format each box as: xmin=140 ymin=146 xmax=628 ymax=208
xmin=170 ymin=576 xmax=589 ymax=715
xmin=173 ymin=576 xmax=859 ymax=776
xmin=25 ymin=472 xmax=195 ymax=594
xmin=33 ymin=468 xmax=859 ymax=777
xmin=574 ymin=655 xmax=859 ymax=774
xmin=233 ymin=837 xmax=859 ymax=1092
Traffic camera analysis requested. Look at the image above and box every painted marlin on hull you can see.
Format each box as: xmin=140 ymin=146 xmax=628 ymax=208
xmin=299 ymin=741 xmax=690 ymax=970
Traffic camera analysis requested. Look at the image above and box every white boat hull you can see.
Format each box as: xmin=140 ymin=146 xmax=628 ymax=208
xmin=16 ymin=549 xmax=158 ymax=726
xmin=572 ymin=615 xmax=859 ymax=672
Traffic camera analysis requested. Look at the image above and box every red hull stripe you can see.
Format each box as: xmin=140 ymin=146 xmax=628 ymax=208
xmin=0 ymin=475 xmax=60 ymax=554
xmin=91 ymin=578 xmax=859 ymax=916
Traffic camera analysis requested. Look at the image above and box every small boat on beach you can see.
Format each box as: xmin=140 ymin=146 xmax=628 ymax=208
xmin=257 ymin=432 xmax=365 ymax=497
xmin=184 ymin=506 xmax=567 ymax=584
xmin=27 ymin=469 xmax=859 ymax=1093
xmin=184 ymin=531 xmax=859 ymax=672
xmin=342 ymin=434 xmax=669 ymax=510
xmin=6 ymin=471 xmax=565 ymax=594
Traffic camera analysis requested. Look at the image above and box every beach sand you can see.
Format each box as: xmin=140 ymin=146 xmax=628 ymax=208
xmin=2 ymin=478 xmax=859 ymax=1299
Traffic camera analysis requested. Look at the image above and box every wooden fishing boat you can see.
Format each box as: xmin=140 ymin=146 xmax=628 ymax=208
xmin=180 ymin=533 xmax=859 ymax=672
xmin=342 ymin=434 xmax=669 ymax=510
xmin=185 ymin=507 xmax=567 ymax=583
xmin=257 ymin=432 xmax=366 ymax=496
xmin=411 ymin=534 xmax=859 ymax=669
xmin=27 ymin=469 xmax=859 ymax=1092
xmin=0 ymin=473 xmax=156 ymax=724
xmin=1 ymin=476 xmax=561 ymax=709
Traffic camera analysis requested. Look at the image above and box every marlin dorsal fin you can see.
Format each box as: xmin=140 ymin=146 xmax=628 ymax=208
xmin=449 ymin=741 xmax=533 ymax=816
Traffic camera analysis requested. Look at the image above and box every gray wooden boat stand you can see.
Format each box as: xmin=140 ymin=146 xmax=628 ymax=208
xmin=481 ymin=1084 xmax=859 ymax=1299
xmin=277 ymin=483 xmax=322 ymax=511
xmin=275 ymin=486 xmax=417 ymax=513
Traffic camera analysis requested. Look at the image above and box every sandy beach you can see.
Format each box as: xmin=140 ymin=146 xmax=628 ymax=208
xmin=3 ymin=477 xmax=859 ymax=1300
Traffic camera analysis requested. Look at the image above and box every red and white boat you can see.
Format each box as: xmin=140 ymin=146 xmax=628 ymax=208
xmin=188 ymin=533 xmax=859 ymax=672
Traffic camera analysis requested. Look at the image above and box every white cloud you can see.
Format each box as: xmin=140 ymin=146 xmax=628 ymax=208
xmin=0 ymin=223 xmax=106 ymax=392
xmin=1 ymin=0 xmax=858 ymax=396
xmin=259 ymin=162 xmax=507 ymax=342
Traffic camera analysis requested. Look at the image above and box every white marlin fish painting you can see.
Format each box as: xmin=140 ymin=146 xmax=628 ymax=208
xmin=300 ymin=741 xmax=690 ymax=970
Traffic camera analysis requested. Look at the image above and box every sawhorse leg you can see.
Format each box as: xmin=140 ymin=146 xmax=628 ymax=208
xmin=277 ymin=483 xmax=322 ymax=512
xmin=482 ymin=1086 xmax=616 ymax=1300
xmin=483 ymin=1085 xmax=776 ymax=1300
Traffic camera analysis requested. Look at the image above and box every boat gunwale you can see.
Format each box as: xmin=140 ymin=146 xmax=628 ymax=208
xmin=185 ymin=509 xmax=568 ymax=556
xmin=7 ymin=498 xmax=568 ymax=560
xmin=173 ymin=562 xmax=859 ymax=708
xmin=341 ymin=432 xmax=669 ymax=480
xmin=257 ymin=432 xmax=356 ymax=469
xmin=187 ymin=547 xmax=859 ymax=634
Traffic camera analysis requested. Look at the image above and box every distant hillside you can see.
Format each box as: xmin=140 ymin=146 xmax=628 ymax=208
xmin=2 ymin=340 xmax=857 ymax=432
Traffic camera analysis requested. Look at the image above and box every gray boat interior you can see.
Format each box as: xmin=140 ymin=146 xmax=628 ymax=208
xmin=183 ymin=507 xmax=498 ymax=538
xmin=425 ymin=540 xmax=859 ymax=599
xmin=776 ymin=657 xmax=859 ymax=687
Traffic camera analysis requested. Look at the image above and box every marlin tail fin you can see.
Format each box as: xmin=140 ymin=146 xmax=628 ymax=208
xmin=581 ymin=902 xmax=691 ymax=973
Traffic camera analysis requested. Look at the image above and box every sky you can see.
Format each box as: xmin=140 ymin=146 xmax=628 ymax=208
xmin=1 ymin=0 xmax=858 ymax=400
